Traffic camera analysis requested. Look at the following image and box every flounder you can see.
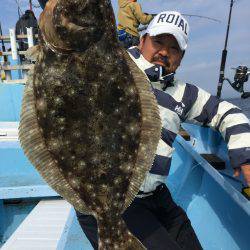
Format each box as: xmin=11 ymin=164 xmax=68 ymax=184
xmin=19 ymin=0 xmax=161 ymax=249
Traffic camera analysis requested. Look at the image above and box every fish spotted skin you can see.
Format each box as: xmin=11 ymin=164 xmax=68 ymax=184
xmin=19 ymin=0 xmax=161 ymax=249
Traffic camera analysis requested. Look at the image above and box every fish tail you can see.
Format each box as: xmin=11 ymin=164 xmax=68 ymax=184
xmin=97 ymin=217 xmax=145 ymax=250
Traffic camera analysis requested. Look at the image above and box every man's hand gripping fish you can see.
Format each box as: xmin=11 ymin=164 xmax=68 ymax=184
xmin=18 ymin=0 xmax=161 ymax=249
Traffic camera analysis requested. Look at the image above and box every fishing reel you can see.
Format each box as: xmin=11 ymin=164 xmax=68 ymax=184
xmin=224 ymin=65 xmax=250 ymax=98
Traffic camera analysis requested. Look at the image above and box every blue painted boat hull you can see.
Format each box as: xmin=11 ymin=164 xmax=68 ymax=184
xmin=0 ymin=84 xmax=249 ymax=249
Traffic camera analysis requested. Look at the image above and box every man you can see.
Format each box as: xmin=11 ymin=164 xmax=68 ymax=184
xmin=117 ymin=0 xmax=153 ymax=48
xmin=15 ymin=10 xmax=38 ymax=62
xmin=79 ymin=10 xmax=250 ymax=249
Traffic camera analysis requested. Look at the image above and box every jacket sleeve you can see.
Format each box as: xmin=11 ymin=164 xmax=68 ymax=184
xmin=131 ymin=3 xmax=153 ymax=25
xmin=185 ymin=85 xmax=250 ymax=169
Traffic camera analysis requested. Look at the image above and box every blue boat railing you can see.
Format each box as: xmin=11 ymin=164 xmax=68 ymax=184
xmin=1 ymin=27 xmax=36 ymax=85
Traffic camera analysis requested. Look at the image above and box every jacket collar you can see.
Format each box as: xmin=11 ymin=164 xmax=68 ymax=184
xmin=127 ymin=46 xmax=175 ymax=90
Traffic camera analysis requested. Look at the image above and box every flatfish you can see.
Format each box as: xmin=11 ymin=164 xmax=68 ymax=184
xmin=18 ymin=0 xmax=161 ymax=249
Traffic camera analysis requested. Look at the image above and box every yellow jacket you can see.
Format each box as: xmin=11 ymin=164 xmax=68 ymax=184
xmin=118 ymin=0 xmax=153 ymax=37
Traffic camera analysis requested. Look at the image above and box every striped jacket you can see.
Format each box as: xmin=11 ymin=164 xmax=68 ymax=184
xmin=127 ymin=47 xmax=250 ymax=193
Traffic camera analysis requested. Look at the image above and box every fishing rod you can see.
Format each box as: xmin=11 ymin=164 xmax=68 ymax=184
xmin=216 ymin=0 xmax=234 ymax=98
xmin=0 ymin=22 xmax=8 ymax=63
xmin=217 ymin=0 xmax=234 ymax=98
xmin=14 ymin=0 xmax=23 ymax=19
xmin=138 ymin=13 xmax=221 ymax=32
xmin=29 ymin=0 xmax=33 ymax=11
xmin=181 ymin=14 xmax=221 ymax=23
xmin=216 ymin=0 xmax=249 ymax=99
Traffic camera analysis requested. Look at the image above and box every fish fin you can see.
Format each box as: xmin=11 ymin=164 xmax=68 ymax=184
xmin=18 ymin=68 xmax=90 ymax=214
xmin=123 ymin=52 xmax=162 ymax=210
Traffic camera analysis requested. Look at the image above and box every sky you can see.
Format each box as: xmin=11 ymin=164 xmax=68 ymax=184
xmin=0 ymin=0 xmax=250 ymax=99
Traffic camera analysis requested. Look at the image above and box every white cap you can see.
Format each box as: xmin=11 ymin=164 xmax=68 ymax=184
xmin=142 ymin=11 xmax=189 ymax=51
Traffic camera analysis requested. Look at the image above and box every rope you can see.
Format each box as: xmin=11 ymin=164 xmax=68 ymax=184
xmin=14 ymin=0 xmax=24 ymax=16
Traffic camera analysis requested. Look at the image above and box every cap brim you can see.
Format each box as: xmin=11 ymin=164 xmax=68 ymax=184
xmin=147 ymin=26 xmax=187 ymax=51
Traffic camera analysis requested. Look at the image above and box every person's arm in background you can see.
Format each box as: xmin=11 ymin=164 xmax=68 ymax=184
xmin=131 ymin=2 xmax=153 ymax=25
xmin=184 ymin=84 xmax=250 ymax=186
xmin=38 ymin=0 xmax=48 ymax=9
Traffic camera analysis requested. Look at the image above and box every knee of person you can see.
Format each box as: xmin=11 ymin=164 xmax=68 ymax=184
xmin=75 ymin=210 xmax=85 ymax=217
xmin=75 ymin=211 xmax=96 ymax=222
xmin=177 ymin=221 xmax=202 ymax=250
xmin=174 ymin=206 xmax=192 ymax=224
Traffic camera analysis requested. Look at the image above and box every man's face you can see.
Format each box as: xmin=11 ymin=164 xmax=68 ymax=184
xmin=138 ymin=34 xmax=183 ymax=74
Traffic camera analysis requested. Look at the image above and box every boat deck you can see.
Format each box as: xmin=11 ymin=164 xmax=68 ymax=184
xmin=1 ymin=200 xmax=73 ymax=250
